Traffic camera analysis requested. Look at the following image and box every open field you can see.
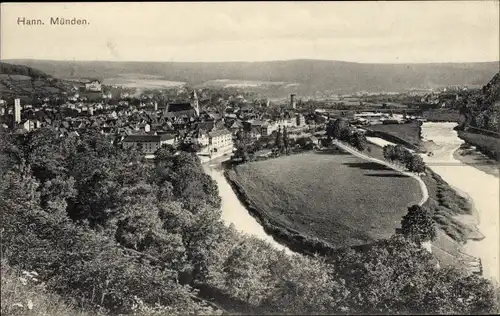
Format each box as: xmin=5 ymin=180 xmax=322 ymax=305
xmin=227 ymin=151 xmax=422 ymax=248
xmin=422 ymin=108 xmax=462 ymax=122
xmin=102 ymin=77 xmax=186 ymax=88
xmin=366 ymin=121 xmax=422 ymax=148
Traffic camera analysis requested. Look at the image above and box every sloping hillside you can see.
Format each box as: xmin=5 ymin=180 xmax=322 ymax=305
xmin=481 ymin=72 xmax=500 ymax=107
xmin=462 ymin=71 xmax=500 ymax=133
xmin=7 ymin=59 xmax=498 ymax=95
xmin=0 ymin=62 xmax=72 ymax=101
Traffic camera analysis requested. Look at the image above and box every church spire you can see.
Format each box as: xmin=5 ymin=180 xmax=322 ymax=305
xmin=191 ymin=89 xmax=200 ymax=117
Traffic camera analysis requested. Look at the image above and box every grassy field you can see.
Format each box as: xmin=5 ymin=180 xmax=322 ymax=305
xmin=367 ymin=122 xmax=422 ymax=147
xmin=228 ymin=151 xmax=422 ymax=248
xmin=422 ymin=108 xmax=462 ymax=122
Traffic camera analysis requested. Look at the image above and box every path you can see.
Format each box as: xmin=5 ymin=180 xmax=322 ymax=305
xmin=333 ymin=140 xmax=429 ymax=206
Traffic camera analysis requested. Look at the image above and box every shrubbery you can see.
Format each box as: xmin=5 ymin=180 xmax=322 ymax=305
xmin=326 ymin=118 xmax=368 ymax=151
xmin=383 ymin=144 xmax=425 ymax=173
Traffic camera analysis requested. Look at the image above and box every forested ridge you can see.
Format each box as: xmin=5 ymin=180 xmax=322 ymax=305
xmin=460 ymin=71 xmax=500 ymax=133
xmin=1 ymin=127 xmax=499 ymax=315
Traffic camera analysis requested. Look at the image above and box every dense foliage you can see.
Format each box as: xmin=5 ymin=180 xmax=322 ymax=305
xmin=401 ymin=205 xmax=438 ymax=243
xmin=383 ymin=144 xmax=425 ymax=173
xmin=326 ymin=118 xmax=368 ymax=151
xmin=460 ymin=72 xmax=500 ymax=133
xmin=1 ymin=128 xmax=499 ymax=315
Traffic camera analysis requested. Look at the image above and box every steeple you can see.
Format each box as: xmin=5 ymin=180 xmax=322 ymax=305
xmin=191 ymin=89 xmax=200 ymax=117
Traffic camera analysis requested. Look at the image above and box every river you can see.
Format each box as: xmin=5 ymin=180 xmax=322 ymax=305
xmin=202 ymin=159 xmax=293 ymax=254
xmin=420 ymin=122 xmax=499 ymax=284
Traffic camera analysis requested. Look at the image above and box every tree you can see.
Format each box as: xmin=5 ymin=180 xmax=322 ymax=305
xmin=332 ymin=118 xmax=349 ymax=139
xmin=383 ymin=145 xmax=396 ymax=162
xmin=275 ymin=126 xmax=282 ymax=153
xmin=154 ymin=144 xmax=176 ymax=162
xmin=179 ymin=142 xmax=201 ymax=153
xmin=406 ymin=154 xmax=425 ymax=173
xmin=349 ymin=131 xmax=367 ymax=151
xmin=401 ymin=205 xmax=437 ymax=243
xmin=282 ymin=126 xmax=289 ymax=155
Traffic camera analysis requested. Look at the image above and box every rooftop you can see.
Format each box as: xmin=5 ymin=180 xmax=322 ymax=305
xmin=123 ymin=134 xmax=175 ymax=142
xmin=167 ymin=103 xmax=194 ymax=113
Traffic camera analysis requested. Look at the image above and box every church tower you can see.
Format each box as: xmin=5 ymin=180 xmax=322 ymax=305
xmin=191 ymin=90 xmax=200 ymax=117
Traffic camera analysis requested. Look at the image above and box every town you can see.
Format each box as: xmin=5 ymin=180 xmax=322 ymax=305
xmin=1 ymin=77 xmax=464 ymax=164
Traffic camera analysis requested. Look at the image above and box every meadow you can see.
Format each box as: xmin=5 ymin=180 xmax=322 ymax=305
xmin=367 ymin=121 xmax=422 ymax=148
xmin=227 ymin=151 xmax=423 ymax=248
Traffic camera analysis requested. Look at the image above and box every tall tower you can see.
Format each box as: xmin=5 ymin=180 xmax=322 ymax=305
xmin=192 ymin=90 xmax=200 ymax=117
xmin=290 ymin=94 xmax=296 ymax=110
xmin=14 ymin=98 xmax=21 ymax=124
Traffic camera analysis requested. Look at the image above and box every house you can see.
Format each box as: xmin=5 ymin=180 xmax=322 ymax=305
xmin=229 ymin=120 xmax=243 ymax=135
xmin=249 ymin=126 xmax=262 ymax=140
xmin=261 ymin=121 xmax=279 ymax=136
xmin=208 ymin=128 xmax=233 ymax=155
xmin=184 ymin=129 xmax=210 ymax=148
xmin=85 ymin=79 xmax=102 ymax=92
xmin=296 ymin=114 xmax=306 ymax=127
xmin=122 ymin=134 xmax=176 ymax=154
xmin=20 ymin=119 xmax=41 ymax=132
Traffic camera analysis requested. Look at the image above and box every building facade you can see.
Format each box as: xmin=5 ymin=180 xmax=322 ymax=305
xmin=208 ymin=128 xmax=233 ymax=156
xmin=122 ymin=134 xmax=176 ymax=154
xmin=85 ymin=80 xmax=102 ymax=92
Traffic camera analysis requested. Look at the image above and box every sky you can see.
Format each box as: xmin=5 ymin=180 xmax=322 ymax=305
xmin=1 ymin=1 xmax=499 ymax=63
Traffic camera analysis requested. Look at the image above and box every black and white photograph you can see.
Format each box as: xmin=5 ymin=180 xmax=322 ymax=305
xmin=1 ymin=1 xmax=499 ymax=315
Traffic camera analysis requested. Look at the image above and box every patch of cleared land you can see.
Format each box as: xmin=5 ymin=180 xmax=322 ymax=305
xmin=201 ymin=79 xmax=295 ymax=88
xmin=422 ymin=108 xmax=462 ymax=122
xmin=367 ymin=122 xmax=422 ymax=148
xmin=227 ymin=151 xmax=423 ymax=248
xmin=102 ymin=77 xmax=185 ymax=88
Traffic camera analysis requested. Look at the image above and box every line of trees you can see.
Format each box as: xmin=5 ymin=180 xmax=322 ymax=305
xmin=383 ymin=144 xmax=426 ymax=173
xmin=325 ymin=118 xmax=368 ymax=151
xmin=1 ymin=127 xmax=499 ymax=315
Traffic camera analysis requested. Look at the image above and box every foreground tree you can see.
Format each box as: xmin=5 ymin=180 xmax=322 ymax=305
xmin=349 ymin=131 xmax=367 ymax=151
xmin=401 ymin=205 xmax=437 ymax=243
xmin=406 ymin=154 xmax=426 ymax=173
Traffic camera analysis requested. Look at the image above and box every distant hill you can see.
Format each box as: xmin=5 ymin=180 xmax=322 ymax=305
xmin=5 ymin=59 xmax=499 ymax=96
xmin=0 ymin=62 xmax=72 ymax=102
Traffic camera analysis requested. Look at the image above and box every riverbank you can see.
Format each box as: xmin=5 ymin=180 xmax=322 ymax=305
xmin=452 ymin=143 xmax=499 ymax=178
xmin=456 ymin=130 xmax=500 ymax=162
xmin=421 ymin=122 xmax=499 ymax=283
xmin=366 ymin=134 xmax=485 ymax=273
